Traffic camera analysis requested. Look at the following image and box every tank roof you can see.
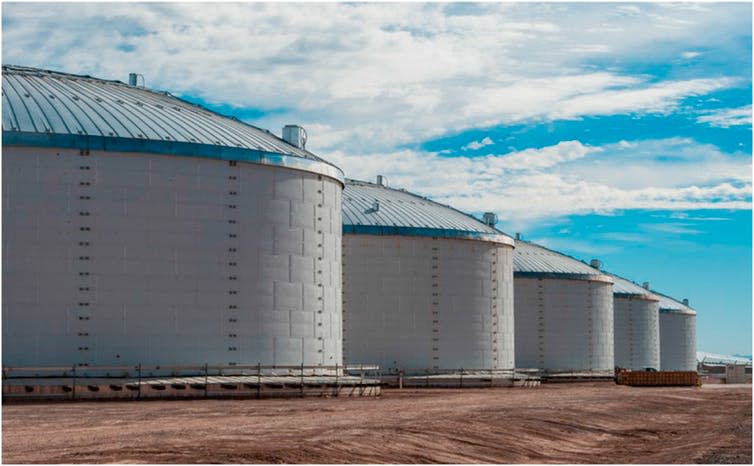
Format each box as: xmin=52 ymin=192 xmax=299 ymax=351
xmin=654 ymin=290 xmax=696 ymax=315
xmin=513 ymin=240 xmax=613 ymax=283
xmin=605 ymin=273 xmax=659 ymax=300
xmin=342 ymin=179 xmax=514 ymax=245
xmin=1 ymin=65 xmax=343 ymax=182
xmin=697 ymin=352 xmax=750 ymax=366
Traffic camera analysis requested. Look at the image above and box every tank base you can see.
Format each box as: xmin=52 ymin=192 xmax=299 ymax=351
xmin=2 ymin=375 xmax=380 ymax=402
xmin=379 ymin=371 xmax=541 ymax=388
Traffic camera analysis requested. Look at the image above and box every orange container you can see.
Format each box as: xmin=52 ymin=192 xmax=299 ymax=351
xmin=617 ymin=371 xmax=700 ymax=386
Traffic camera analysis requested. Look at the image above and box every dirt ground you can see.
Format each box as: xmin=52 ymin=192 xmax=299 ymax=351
xmin=2 ymin=383 xmax=751 ymax=464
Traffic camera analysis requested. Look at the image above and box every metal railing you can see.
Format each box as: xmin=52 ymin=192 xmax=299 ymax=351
xmin=377 ymin=367 xmax=526 ymax=388
xmin=2 ymin=363 xmax=380 ymax=378
xmin=2 ymin=363 xmax=382 ymax=401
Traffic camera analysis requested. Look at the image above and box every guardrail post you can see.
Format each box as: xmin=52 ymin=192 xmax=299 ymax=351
xmin=204 ymin=363 xmax=208 ymax=398
xmin=334 ymin=363 xmax=339 ymax=397
xmin=398 ymin=370 xmax=404 ymax=389
xmin=300 ymin=363 xmax=305 ymax=398
xmin=137 ymin=363 xmax=142 ymax=400
xmin=257 ymin=362 xmax=261 ymax=399
xmin=360 ymin=364 xmax=364 ymax=394
xmin=72 ymin=364 xmax=77 ymax=400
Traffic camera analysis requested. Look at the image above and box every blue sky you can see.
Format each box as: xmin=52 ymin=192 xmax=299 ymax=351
xmin=2 ymin=2 xmax=751 ymax=355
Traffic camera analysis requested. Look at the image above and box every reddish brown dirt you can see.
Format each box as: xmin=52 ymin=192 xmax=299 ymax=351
xmin=2 ymin=383 xmax=751 ymax=464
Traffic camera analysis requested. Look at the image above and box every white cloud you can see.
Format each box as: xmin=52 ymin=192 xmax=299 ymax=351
xmin=682 ymin=51 xmax=701 ymax=59
xmin=697 ymin=106 xmax=752 ymax=128
xmin=641 ymin=222 xmax=702 ymax=235
xmin=530 ymin=237 xmax=621 ymax=256
xmin=2 ymin=3 xmax=750 ymax=232
xmin=324 ymin=138 xmax=751 ymax=226
xmin=1 ymin=3 xmax=749 ymax=155
xmin=462 ymin=137 xmax=493 ymax=151
xmin=555 ymin=138 xmax=751 ymax=190
xmin=489 ymin=141 xmax=597 ymax=170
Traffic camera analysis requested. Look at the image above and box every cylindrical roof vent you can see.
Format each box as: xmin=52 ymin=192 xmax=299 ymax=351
xmin=682 ymin=298 xmax=689 ymax=306
xmin=376 ymin=175 xmax=388 ymax=187
xmin=128 ymin=73 xmax=144 ymax=87
xmin=642 ymin=282 xmax=650 ymax=290
xmin=515 ymin=232 xmax=521 ymax=240
xmin=482 ymin=212 xmax=497 ymax=227
xmin=590 ymin=258 xmax=602 ymax=270
xmin=283 ymin=125 xmax=307 ymax=149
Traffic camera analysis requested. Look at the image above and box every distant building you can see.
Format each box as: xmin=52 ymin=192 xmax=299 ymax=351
xmin=697 ymin=352 xmax=752 ymax=384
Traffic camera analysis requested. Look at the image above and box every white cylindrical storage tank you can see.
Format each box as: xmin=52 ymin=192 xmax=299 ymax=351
xmin=2 ymin=66 xmax=345 ymax=371
xmin=609 ymin=275 xmax=660 ymax=371
xmin=342 ymin=179 xmax=516 ymax=373
xmin=657 ymin=294 xmax=697 ymax=371
xmin=514 ymin=241 xmax=614 ymax=375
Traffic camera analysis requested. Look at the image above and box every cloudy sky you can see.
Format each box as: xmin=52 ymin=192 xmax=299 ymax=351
xmin=3 ymin=2 xmax=751 ymax=355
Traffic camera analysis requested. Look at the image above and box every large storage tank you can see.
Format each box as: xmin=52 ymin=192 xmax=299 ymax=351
xmin=514 ymin=241 xmax=614 ymax=375
xmin=609 ymin=275 xmax=660 ymax=371
xmin=2 ymin=66 xmax=344 ymax=370
xmin=656 ymin=293 xmax=697 ymax=371
xmin=342 ymin=178 xmax=515 ymax=372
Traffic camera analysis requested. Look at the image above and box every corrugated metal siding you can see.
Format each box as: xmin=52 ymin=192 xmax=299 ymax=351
xmin=343 ymin=179 xmax=513 ymax=244
xmin=515 ymin=276 xmax=614 ymax=372
xmin=513 ymin=240 xmax=609 ymax=278
xmin=2 ymin=65 xmax=331 ymax=164
xmin=697 ymin=352 xmax=751 ymax=366
xmin=3 ymin=145 xmax=343 ymax=369
xmin=342 ymin=234 xmax=514 ymax=371
xmin=614 ymin=297 xmax=660 ymax=370
xmin=660 ymin=312 xmax=697 ymax=370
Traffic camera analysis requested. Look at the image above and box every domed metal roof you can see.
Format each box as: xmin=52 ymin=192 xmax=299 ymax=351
xmin=1 ymin=65 xmax=343 ymax=182
xmin=342 ymin=178 xmax=514 ymax=245
xmin=607 ymin=273 xmax=659 ymax=300
xmin=654 ymin=291 xmax=696 ymax=315
xmin=513 ymin=240 xmax=613 ymax=283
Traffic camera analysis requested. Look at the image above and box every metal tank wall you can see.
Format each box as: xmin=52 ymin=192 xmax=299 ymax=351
xmin=343 ymin=235 xmax=514 ymax=372
xmin=659 ymin=310 xmax=697 ymax=371
xmin=614 ymin=296 xmax=660 ymax=370
xmin=2 ymin=146 xmax=343 ymax=369
xmin=514 ymin=277 xmax=614 ymax=373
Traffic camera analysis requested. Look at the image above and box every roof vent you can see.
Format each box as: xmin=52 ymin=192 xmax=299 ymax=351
xmin=482 ymin=212 xmax=497 ymax=227
xmin=590 ymin=259 xmax=602 ymax=270
xmin=376 ymin=175 xmax=388 ymax=187
xmin=128 ymin=73 xmax=145 ymax=87
xmin=642 ymin=282 xmax=650 ymax=290
xmin=370 ymin=200 xmax=380 ymax=213
xmin=282 ymin=125 xmax=307 ymax=149
xmin=515 ymin=232 xmax=521 ymax=240
xmin=682 ymin=298 xmax=689 ymax=306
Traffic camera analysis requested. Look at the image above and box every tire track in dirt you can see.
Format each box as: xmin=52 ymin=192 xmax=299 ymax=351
xmin=3 ymin=384 xmax=750 ymax=463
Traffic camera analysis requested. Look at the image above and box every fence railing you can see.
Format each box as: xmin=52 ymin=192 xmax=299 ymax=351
xmin=2 ymin=363 xmax=381 ymax=380
xmin=2 ymin=363 xmax=383 ymax=400
xmin=2 ymin=364 xmax=613 ymax=382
